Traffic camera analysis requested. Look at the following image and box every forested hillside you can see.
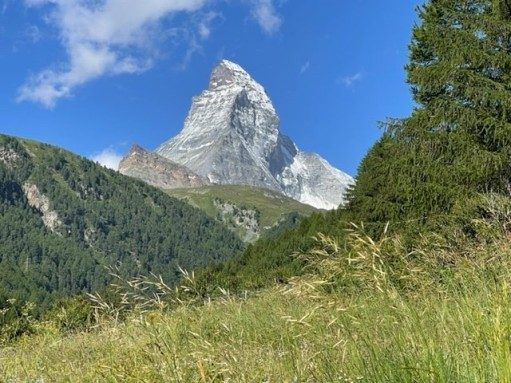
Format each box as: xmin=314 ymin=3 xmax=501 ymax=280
xmin=195 ymin=208 xmax=347 ymax=292
xmin=0 ymin=135 xmax=242 ymax=311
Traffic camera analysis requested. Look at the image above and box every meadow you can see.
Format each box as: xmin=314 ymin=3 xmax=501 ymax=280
xmin=3 ymin=225 xmax=511 ymax=382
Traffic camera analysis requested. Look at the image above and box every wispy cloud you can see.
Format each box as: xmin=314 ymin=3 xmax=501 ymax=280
xmin=339 ymin=71 xmax=364 ymax=87
xmin=250 ymin=0 xmax=282 ymax=35
xmin=91 ymin=147 xmax=123 ymax=170
xmin=177 ymin=11 xmax=223 ymax=70
xmin=197 ymin=11 xmax=221 ymax=40
xmin=300 ymin=61 xmax=310 ymax=75
xmin=2 ymin=0 xmax=10 ymax=15
xmin=25 ymin=25 xmax=42 ymax=44
xmin=18 ymin=0 xmax=208 ymax=108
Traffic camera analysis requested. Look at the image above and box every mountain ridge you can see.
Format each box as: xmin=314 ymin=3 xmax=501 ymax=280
xmin=119 ymin=144 xmax=209 ymax=189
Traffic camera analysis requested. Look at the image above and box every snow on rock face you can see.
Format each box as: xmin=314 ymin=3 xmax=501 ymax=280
xmin=155 ymin=59 xmax=353 ymax=209
xmin=156 ymin=60 xmax=281 ymax=190
xmin=277 ymin=152 xmax=353 ymax=210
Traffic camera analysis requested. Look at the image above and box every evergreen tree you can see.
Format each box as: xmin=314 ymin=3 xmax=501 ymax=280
xmin=347 ymin=0 xmax=511 ymax=231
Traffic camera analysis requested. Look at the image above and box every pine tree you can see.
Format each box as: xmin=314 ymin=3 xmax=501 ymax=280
xmin=347 ymin=0 xmax=511 ymax=231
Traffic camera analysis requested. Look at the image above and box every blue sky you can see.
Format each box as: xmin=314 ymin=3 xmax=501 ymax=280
xmin=0 ymin=0 xmax=423 ymax=175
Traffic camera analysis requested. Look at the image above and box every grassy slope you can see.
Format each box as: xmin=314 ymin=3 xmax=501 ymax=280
xmin=166 ymin=185 xmax=318 ymax=241
xmin=3 ymin=270 xmax=511 ymax=381
xmin=4 ymin=231 xmax=511 ymax=381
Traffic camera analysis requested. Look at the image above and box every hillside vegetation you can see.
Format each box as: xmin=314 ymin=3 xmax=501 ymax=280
xmin=195 ymin=208 xmax=346 ymax=292
xmin=0 ymin=135 xmax=242 ymax=312
xmin=166 ymin=185 xmax=317 ymax=242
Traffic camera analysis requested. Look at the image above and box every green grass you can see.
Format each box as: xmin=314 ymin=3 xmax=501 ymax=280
xmin=3 ymin=281 xmax=511 ymax=381
xmin=166 ymin=184 xmax=318 ymax=241
xmin=4 ymin=229 xmax=511 ymax=382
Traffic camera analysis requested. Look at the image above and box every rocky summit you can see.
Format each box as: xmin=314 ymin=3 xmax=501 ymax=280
xmin=119 ymin=144 xmax=209 ymax=189
xmin=124 ymin=60 xmax=353 ymax=210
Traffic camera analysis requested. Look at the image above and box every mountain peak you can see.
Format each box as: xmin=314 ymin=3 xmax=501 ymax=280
xmin=209 ymin=59 xmax=253 ymax=89
xmin=127 ymin=143 xmax=146 ymax=155
xmin=217 ymin=59 xmax=245 ymax=71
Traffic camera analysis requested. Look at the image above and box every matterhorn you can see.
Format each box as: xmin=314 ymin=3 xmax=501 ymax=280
xmin=120 ymin=60 xmax=353 ymax=210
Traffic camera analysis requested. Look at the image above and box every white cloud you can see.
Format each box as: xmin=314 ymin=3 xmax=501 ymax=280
xmin=300 ymin=61 xmax=310 ymax=75
xmin=250 ymin=0 xmax=282 ymax=35
xmin=91 ymin=147 xmax=123 ymax=170
xmin=197 ymin=11 xmax=220 ymax=40
xmin=18 ymin=0 xmax=208 ymax=108
xmin=339 ymin=71 xmax=364 ymax=87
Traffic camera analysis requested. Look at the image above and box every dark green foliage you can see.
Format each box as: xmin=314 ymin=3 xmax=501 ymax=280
xmin=260 ymin=212 xmax=304 ymax=240
xmin=0 ymin=135 xmax=242 ymax=314
xmin=0 ymin=298 xmax=37 ymax=343
xmin=347 ymin=0 xmax=511 ymax=235
xmin=195 ymin=209 xmax=348 ymax=293
xmin=43 ymin=296 xmax=95 ymax=333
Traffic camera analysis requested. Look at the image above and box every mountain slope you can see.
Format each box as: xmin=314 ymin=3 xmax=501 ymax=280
xmin=0 ymin=135 xmax=242 ymax=310
xmin=165 ymin=184 xmax=318 ymax=242
xmin=195 ymin=207 xmax=347 ymax=292
xmin=119 ymin=144 xmax=209 ymax=189
xmin=125 ymin=60 xmax=353 ymax=209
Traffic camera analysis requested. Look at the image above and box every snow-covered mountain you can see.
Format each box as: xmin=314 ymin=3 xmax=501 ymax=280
xmin=125 ymin=60 xmax=353 ymax=209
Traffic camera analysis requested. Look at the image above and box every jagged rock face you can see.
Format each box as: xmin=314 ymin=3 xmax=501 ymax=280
xmin=23 ymin=183 xmax=62 ymax=233
xmin=0 ymin=146 xmax=20 ymax=167
xmin=119 ymin=144 xmax=209 ymax=189
xmin=156 ymin=60 xmax=282 ymax=189
xmin=277 ymin=152 xmax=354 ymax=210
xmin=153 ymin=60 xmax=353 ymax=209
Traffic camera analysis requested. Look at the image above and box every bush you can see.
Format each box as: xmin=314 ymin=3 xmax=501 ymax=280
xmin=43 ymin=297 xmax=95 ymax=333
xmin=0 ymin=299 xmax=37 ymax=343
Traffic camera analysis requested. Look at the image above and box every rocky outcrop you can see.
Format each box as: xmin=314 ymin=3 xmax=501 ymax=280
xmin=23 ymin=183 xmax=62 ymax=233
xmin=119 ymin=144 xmax=209 ymax=189
xmin=213 ymin=199 xmax=260 ymax=242
xmin=0 ymin=146 xmax=20 ymax=167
